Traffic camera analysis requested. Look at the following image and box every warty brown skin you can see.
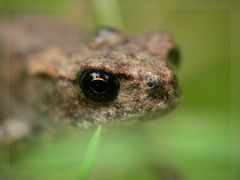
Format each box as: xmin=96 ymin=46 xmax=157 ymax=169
xmin=0 ymin=17 xmax=181 ymax=142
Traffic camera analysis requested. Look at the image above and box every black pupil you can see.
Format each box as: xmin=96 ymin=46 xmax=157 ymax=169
xmin=90 ymin=79 xmax=108 ymax=94
xmin=79 ymin=70 xmax=120 ymax=103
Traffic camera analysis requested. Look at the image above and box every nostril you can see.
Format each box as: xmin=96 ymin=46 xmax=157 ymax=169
xmin=145 ymin=78 xmax=166 ymax=100
xmin=146 ymin=81 xmax=156 ymax=90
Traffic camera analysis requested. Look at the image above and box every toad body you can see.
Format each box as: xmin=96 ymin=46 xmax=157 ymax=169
xmin=0 ymin=17 xmax=181 ymax=142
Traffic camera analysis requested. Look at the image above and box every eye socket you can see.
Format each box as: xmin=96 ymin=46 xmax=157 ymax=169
xmin=79 ymin=70 xmax=120 ymax=103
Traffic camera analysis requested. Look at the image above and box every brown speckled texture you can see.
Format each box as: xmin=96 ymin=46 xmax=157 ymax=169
xmin=0 ymin=17 xmax=181 ymax=130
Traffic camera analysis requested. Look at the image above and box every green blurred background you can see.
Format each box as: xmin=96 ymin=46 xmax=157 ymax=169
xmin=0 ymin=0 xmax=239 ymax=179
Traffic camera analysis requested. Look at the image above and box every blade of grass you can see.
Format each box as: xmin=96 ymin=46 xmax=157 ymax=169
xmin=91 ymin=0 xmax=124 ymax=29
xmin=77 ymin=126 xmax=102 ymax=180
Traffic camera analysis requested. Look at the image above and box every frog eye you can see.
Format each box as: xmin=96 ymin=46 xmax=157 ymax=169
xmin=78 ymin=70 xmax=120 ymax=103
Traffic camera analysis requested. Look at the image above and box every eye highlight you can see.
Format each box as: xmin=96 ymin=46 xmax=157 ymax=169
xmin=79 ymin=70 xmax=120 ymax=103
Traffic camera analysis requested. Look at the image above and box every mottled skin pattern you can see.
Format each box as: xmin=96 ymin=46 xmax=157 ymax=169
xmin=0 ymin=17 xmax=181 ymax=143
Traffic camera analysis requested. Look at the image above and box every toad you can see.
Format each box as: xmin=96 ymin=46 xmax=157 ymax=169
xmin=0 ymin=17 xmax=181 ymax=143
